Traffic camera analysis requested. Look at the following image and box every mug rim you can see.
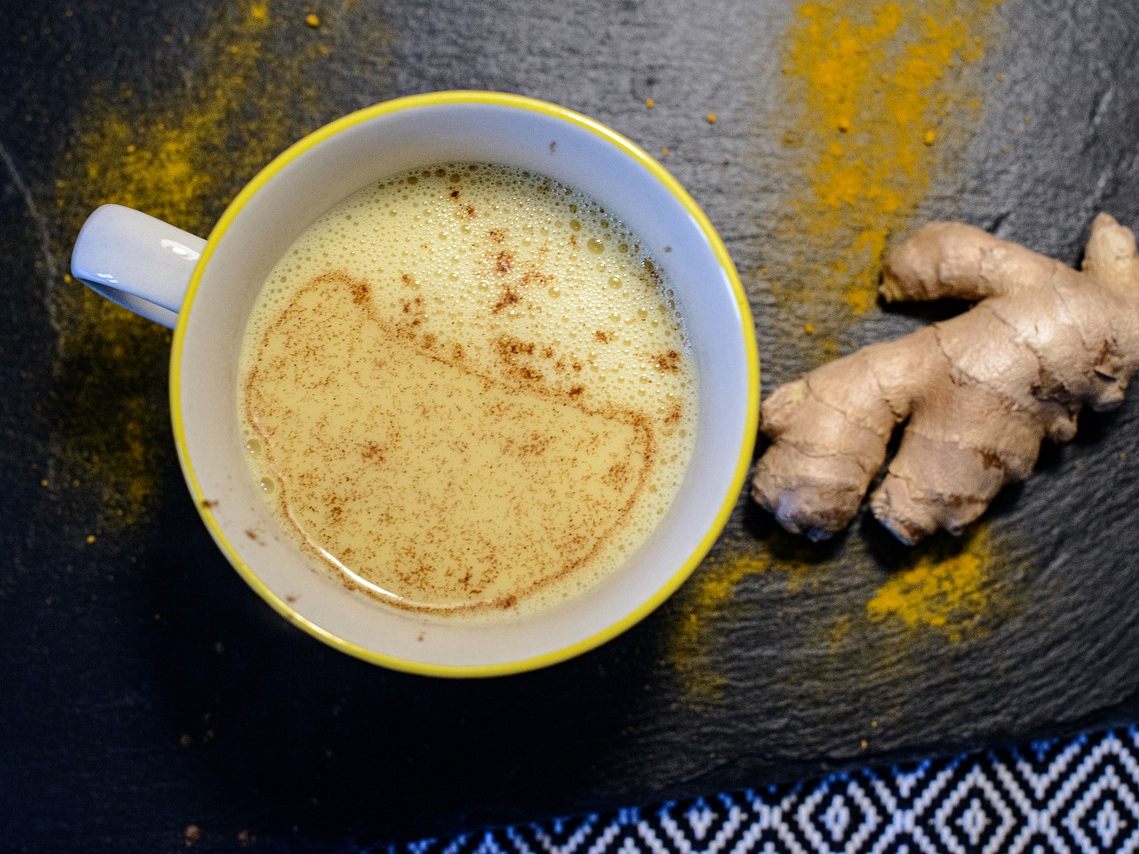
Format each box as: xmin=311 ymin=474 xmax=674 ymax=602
xmin=169 ymin=90 xmax=760 ymax=677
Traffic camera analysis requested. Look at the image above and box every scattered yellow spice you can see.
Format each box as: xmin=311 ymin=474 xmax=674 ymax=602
xmin=775 ymin=0 xmax=1004 ymax=325
xmin=661 ymin=146 xmax=670 ymax=157
xmin=705 ymin=113 xmax=717 ymax=124
xmin=867 ymin=526 xmax=994 ymax=642
xmin=305 ymin=12 xmax=320 ymax=27
xmin=52 ymin=0 xmax=391 ymax=533
xmin=666 ymin=546 xmax=816 ymax=700
xmin=923 ymin=128 xmax=937 ymax=146
xmin=645 ymin=97 xmax=655 ymax=109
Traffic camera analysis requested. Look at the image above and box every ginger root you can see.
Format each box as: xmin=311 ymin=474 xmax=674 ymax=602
xmin=753 ymin=213 xmax=1139 ymax=544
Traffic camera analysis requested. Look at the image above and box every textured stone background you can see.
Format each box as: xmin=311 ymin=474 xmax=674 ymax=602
xmin=2 ymin=0 xmax=1138 ymax=849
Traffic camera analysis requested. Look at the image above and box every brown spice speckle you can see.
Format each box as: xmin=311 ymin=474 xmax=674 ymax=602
xmin=496 ymin=336 xmax=535 ymax=357
xmin=184 ymin=825 xmax=202 ymax=847
xmin=602 ymin=462 xmax=630 ymax=489
xmin=654 ymin=350 xmax=681 ymax=372
xmin=492 ymin=287 xmax=520 ymax=313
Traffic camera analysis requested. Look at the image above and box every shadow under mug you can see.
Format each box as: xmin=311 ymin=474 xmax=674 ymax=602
xmin=70 ymin=91 xmax=760 ymax=677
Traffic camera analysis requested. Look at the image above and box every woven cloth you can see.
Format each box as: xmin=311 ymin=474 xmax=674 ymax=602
xmin=406 ymin=726 xmax=1139 ymax=853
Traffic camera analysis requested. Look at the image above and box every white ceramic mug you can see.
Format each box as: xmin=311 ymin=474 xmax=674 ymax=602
xmin=71 ymin=91 xmax=759 ymax=676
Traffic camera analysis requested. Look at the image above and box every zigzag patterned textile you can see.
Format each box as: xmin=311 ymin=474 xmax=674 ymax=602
xmin=404 ymin=727 xmax=1139 ymax=854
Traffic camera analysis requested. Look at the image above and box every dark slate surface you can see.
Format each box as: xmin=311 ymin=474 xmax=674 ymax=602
xmin=2 ymin=0 xmax=1138 ymax=850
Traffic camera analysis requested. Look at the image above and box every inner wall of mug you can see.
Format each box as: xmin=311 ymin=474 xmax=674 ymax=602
xmin=178 ymin=100 xmax=752 ymax=669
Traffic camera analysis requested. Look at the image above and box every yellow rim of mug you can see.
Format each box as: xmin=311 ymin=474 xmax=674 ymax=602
xmin=170 ymin=91 xmax=760 ymax=678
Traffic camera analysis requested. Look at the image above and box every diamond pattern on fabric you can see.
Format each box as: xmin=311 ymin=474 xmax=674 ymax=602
xmin=401 ymin=727 xmax=1139 ymax=854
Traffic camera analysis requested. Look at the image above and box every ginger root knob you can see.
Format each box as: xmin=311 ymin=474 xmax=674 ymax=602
xmin=753 ymin=213 xmax=1139 ymax=544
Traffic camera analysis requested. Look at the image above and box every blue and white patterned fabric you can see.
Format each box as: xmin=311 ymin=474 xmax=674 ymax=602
xmin=404 ymin=726 xmax=1139 ymax=853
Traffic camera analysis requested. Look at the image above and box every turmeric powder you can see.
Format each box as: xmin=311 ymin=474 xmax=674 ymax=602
xmin=50 ymin=1 xmax=391 ymax=529
xmin=867 ymin=528 xmax=994 ymax=641
xmin=776 ymin=0 xmax=1002 ymax=334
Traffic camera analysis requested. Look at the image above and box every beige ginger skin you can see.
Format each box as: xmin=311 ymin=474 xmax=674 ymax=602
xmin=753 ymin=213 xmax=1139 ymax=544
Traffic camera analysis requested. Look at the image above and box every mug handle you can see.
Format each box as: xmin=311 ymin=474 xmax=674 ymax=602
xmin=71 ymin=204 xmax=207 ymax=330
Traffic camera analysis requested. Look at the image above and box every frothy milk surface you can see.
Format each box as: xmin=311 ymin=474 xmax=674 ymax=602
xmin=239 ymin=163 xmax=697 ymax=620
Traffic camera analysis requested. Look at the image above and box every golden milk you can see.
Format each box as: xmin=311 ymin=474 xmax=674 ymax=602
xmin=238 ymin=163 xmax=697 ymax=619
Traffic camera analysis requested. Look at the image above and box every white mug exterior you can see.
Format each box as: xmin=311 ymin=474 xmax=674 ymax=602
xmin=74 ymin=92 xmax=759 ymax=676
xmin=73 ymin=206 xmax=205 ymax=328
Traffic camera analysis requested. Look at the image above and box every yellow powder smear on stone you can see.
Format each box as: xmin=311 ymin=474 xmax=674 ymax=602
xmin=70 ymin=3 xmax=291 ymax=229
xmin=50 ymin=1 xmax=389 ymax=529
xmin=867 ymin=527 xmax=993 ymax=642
xmin=666 ymin=546 xmax=813 ymax=701
xmin=776 ymin=0 xmax=1002 ymax=337
xmin=667 ymin=552 xmax=768 ymax=701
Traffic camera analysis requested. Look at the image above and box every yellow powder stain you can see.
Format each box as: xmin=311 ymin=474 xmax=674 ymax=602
xmin=776 ymin=0 xmax=1003 ymax=345
xmin=829 ymin=614 xmax=852 ymax=645
xmin=867 ymin=526 xmax=994 ymax=642
xmin=667 ymin=551 xmax=768 ymax=700
xmin=50 ymin=1 xmax=391 ymax=530
xmin=666 ymin=544 xmax=815 ymax=701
